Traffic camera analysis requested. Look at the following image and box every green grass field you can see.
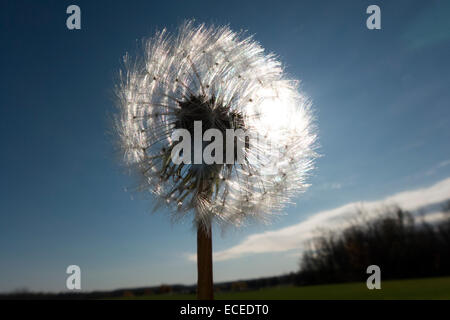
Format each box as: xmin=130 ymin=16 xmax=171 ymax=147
xmin=120 ymin=276 xmax=450 ymax=300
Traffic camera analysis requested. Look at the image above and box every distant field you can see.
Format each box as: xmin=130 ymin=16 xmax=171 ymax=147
xmin=118 ymin=277 xmax=450 ymax=300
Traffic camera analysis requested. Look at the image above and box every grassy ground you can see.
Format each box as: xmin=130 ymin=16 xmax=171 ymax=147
xmin=119 ymin=276 xmax=450 ymax=300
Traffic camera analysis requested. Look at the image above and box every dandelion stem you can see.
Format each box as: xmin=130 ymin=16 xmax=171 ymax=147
xmin=197 ymin=220 xmax=214 ymax=300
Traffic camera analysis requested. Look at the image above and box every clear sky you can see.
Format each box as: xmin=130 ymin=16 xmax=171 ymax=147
xmin=1 ymin=0 xmax=449 ymax=292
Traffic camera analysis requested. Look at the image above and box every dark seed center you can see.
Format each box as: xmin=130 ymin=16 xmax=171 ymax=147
xmin=175 ymin=95 xmax=244 ymax=134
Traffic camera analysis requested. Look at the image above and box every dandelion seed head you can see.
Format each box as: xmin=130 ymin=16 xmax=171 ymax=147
xmin=115 ymin=21 xmax=318 ymax=231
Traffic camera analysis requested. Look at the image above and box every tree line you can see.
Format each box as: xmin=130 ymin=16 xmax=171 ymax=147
xmin=296 ymin=202 xmax=450 ymax=285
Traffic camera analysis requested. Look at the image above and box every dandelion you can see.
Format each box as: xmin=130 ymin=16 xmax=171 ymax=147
xmin=114 ymin=21 xmax=317 ymax=299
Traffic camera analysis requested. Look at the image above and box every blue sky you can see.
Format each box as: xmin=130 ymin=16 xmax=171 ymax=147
xmin=1 ymin=0 xmax=450 ymax=292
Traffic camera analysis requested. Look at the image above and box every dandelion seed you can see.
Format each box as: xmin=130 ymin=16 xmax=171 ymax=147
xmin=114 ymin=20 xmax=318 ymax=300
xmin=115 ymin=20 xmax=317 ymax=230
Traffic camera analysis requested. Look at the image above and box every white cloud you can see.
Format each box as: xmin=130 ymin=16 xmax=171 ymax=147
xmin=320 ymin=182 xmax=342 ymax=190
xmin=187 ymin=177 xmax=450 ymax=262
xmin=425 ymin=159 xmax=450 ymax=176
